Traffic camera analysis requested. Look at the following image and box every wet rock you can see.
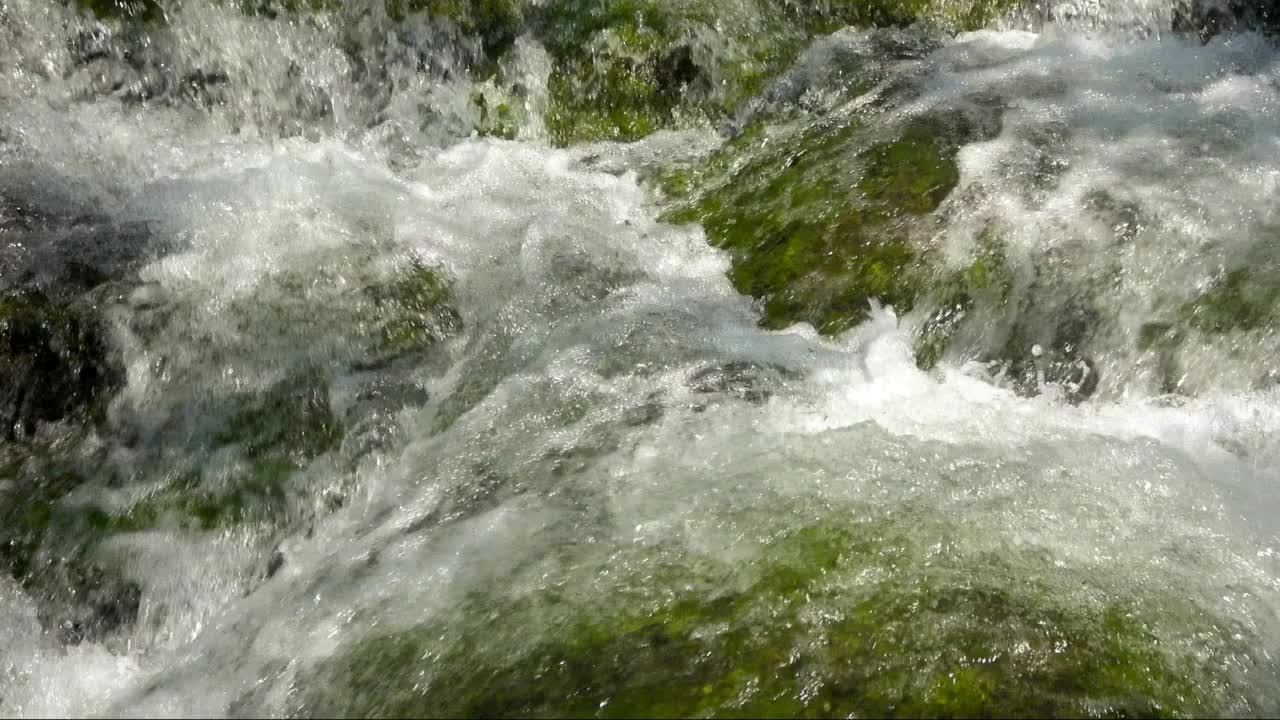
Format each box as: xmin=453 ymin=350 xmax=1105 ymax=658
xmin=0 ymin=290 xmax=123 ymax=440
xmin=265 ymin=548 xmax=285 ymax=579
xmin=1173 ymin=0 xmax=1280 ymax=42
xmin=995 ymin=303 xmax=1103 ymax=404
xmin=619 ymin=393 xmax=665 ymax=427
xmin=913 ymin=225 xmax=1015 ymax=371
xmin=48 ymin=567 xmax=142 ymax=646
xmin=293 ymin=515 xmax=1246 ymax=718
xmin=0 ymin=446 xmax=145 ymax=646
xmin=661 ymin=97 xmax=1003 ymax=335
xmin=531 ymin=0 xmax=1017 ymax=147
xmin=75 ymin=0 xmax=165 ymax=23
xmin=70 ymin=25 xmax=115 ymax=65
xmin=0 ymin=195 xmax=158 ymax=298
xmin=688 ymin=360 xmax=798 ymax=407
xmin=175 ymin=69 xmax=231 ymax=109
xmin=654 ymin=44 xmax=701 ymax=99
xmin=1181 ymin=267 xmax=1279 ymax=334
xmin=338 ymin=378 xmax=431 ymax=460
xmin=217 ymin=367 xmax=341 ymax=465
xmin=360 ymin=259 xmax=463 ymax=368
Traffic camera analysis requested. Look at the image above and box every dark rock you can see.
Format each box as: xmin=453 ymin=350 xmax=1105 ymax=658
xmin=0 ymin=290 xmax=123 ymax=440
xmin=70 ymin=26 xmax=115 ymax=65
xmin=688 ymin=361 xmax=800 ymax=408
xmin=265 ymin=548 xmax=285 ymax=579
xmin=0 ymin=190 xmax=163 ymax=299
xmin=1173 ymin=0 xmax=1280 ymax=42
xmin=655 ymin=45 xmax=704 ymax=100
xmin=215 ymin=367 xmax=341 ymax=466
xmin=14 ymin=541 xmax=145 ymax=647
xmin=620 ymin=394 xmax=665 ymax=427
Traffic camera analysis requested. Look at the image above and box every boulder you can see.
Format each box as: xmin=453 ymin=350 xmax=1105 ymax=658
xmin=1173 ymin=0 xmax=1280 ymax=41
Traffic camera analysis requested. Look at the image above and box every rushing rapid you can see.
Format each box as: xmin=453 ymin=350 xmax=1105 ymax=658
xmin=3 ymin=0 xmax=1280 ymax=717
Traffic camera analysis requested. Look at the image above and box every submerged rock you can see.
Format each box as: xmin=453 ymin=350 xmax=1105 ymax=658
xmin=1173 ymin=0 xmax=1280 ymax=42
xmin=0 ymin=290 xmax=122 ymax=440
xmin=362 ymin=258 xmax=464 ymax=366
xmin=661 ymin=95 xmax=1003 ymax=334
xmin=0 ymin=444 xmax=145 ymax=646
xmin=293 ymin=514 xmax=1258 ymax=718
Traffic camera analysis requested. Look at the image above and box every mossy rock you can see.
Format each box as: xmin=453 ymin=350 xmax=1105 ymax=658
xmin=362 ymin=257 xmax=464 ymax=364
xmin=294 ymin=517 xmax=1248 ymax=718
xmin=470 ymin=89 xmax=521 ymax=140
xmin=913 ymin=224 xmax=1015 ymax=370
xmin=80 ymin=259 xmax=460 ymax=534
xmin=0 ymin=289 xmax=122 ymax=441
xmin=534 ymin=0 xmax=713 ymax=145
xmin=0 ymin=443 xmax=146 ymax=645
xmin=1180 ymin=266 xmax=1280 ymax=335
xmin=532 ymin=0 xmax=1016 ymax=147
xmin=98 ymin=367 xmax=343 ymax=533
xmin=662 ymin=105 xmax=1001 ymax=334
xmin=0 ymin=366 xmax=338 ymax=581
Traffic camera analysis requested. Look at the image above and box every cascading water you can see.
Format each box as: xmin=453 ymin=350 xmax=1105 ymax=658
xmin=3 ymin=0 xmax=1280 ymax=716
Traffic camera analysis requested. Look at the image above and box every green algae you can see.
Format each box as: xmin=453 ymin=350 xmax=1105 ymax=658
xmin=545 ymin=52 xmax=672 ymax=145
xmin=1181 ymin=267 xmax=1280 ymax=335
xmin=532 ymin=0 xmax=1018 ymax=146
xmin=470 ymin=90 xmax=520 ymax=140
xmin=363 ymin=258 xmax=464 ymax=362
xmin=295 ymin=515 xmax=1244 ymax=718
xmin=661 ymin=109 xmax=998 ymax=334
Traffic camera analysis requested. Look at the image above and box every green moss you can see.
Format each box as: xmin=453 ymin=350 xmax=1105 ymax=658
xmin=531 ymin=0 xmax=1023 ymax=145
xmin=471 ymin=91 xmax=520 ymax=140
xmin=663 ymin=111 xmax=995 ymax=334
xmin=1180 ymin=268 xmax=1280 ymax=335
xmin=295 ymin=515 xmax=1243 ymax=718
xmin=531 ymin=1 xmax=783 ymax=145
xmin=214 ymin=367 xmax=339 ymax=462
xmin=0 ymin=446 xmax=76 ymax=580
xmin=859 ymin=121 xmax=962 ymax=215
xmin=363 ymin=258 xmax=463 ymax=362
xmin=545 ymin=56 xmax=670 ymax=145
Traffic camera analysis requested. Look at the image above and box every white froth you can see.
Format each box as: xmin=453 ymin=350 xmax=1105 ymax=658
xmin=3 ymin=3 xmax=1280 ymax=717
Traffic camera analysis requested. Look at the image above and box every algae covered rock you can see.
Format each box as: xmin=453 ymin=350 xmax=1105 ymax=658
xmin=70 ymin=0 xmax=1024 ymax=147
xmin=526 ymin=0 xmax=1021 ymax=145
xmin=661 ymin=99 xmax=1002 ymax=334
xmin=1181 ymin=265 xmax=1280 ymax=335
xmin=0 ymin=443 xmax=144 ymax=646
xmin=293 ymin=514 xmax=1254 ymax=718
xmin=535 ymin=0 xmax=728 ymax=145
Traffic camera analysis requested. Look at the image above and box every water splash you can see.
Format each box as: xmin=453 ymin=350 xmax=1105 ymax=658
xmin=1 ymin=0 xmax=1280 ymax=717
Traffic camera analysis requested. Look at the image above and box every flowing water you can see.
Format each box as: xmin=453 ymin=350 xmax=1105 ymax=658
xmin=3 ymin=0 xmax=1280 ymax=716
